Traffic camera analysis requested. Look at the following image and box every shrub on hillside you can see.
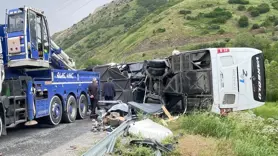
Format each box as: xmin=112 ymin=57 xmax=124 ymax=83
xmin=179 ymin=10 xmax=192 ymax=15
xmin=224 ymin=38 xmax=231 ymax=42
xmin=272 ymin=2 xmax=278 ymax=10
xmin=228 ymin=0 xmax=249 ymax=4
xmin=252 ymin=24 xmax=260 ymax=29
xmin=232 ymin=33 xmax=271 ymax=50
xmin=136 ymin=0 xmax=168 ymax=12
xmin=193 ymin=42 xmax=226 ymax=49
xmin=237 ymin=5 xmax=246 ymax=11
xmin=267 ymin=15 xmax=277 ymax=22
xmin=274 ymin=20 xmax=278 ymax=26
xmin=204 ymin=7 xmax=232 ymax=18
xmin=250 ymin=8 xmax=260 ymax=17
xmin=257 ymin=3 xmax=270 ymax=14
xmin=204 ymin=7 xmax=232 ymax=24
xmin=247 ymin=6 xmax=255 ymax=11
xmin=208 ymin=24 xmax=220 ymax=30
xmin=156 ymin=28 xmax=166 ymax=33
xmin=261 ymin=18 xmax=272 ymax=27
xmin=218 ymin=29 xmax=225 ymax=34
xmin=238 ymin=16 xmax=249 ymax=27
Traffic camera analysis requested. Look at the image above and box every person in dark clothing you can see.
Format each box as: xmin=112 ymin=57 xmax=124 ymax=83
xmin=102 ymin=77 xmax=116 ymax=101
xmin=88 ymin=78 xmax=99 ymax=119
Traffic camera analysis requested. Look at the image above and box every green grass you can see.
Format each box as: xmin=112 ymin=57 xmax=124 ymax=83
xmin=169 ymin=111 xmax=278 ymax=156
xmin=254 ymin=102 xmax=278 ymax=119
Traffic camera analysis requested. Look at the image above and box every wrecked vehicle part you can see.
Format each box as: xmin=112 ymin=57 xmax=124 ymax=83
xmin=107 ymin=103 xmax=129 ymax=113
xmin=128 ymin=101 xmax=163 ymax=114
xmin=129 ymin=139 xmax=172 ymax=153
xmin=128 ymin=119 xmax=173 ymax=142
xmin=83 ymin=118 xmax=133 ymax=156
xmin=89 ymin=49 xmax=215 ymax=114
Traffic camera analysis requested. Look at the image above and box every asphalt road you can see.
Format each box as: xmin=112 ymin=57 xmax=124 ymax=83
xmin=0 ymin=118 xmax=96 ymax=156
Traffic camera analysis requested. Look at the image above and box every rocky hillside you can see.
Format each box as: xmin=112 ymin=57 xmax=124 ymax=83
xmin=53 ymin=0 xmax=278 ymax=68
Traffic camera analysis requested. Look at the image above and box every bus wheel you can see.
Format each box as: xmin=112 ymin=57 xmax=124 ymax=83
xmin=77 ymin=94 xmax=88 ymax=119
xmin=48 ymin=96 xmax=63 ymax=125
xmin=63 ymin=95 xmax=77 ymax=123
xmin=0 ymin=115 xmax=3 ymax=137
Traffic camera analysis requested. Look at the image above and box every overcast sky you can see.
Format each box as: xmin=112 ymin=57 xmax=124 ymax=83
xmin=0 ymin=0 xmax=111 ymax=34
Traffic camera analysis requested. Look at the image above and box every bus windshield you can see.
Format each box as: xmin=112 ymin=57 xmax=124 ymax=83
xmin=7 ymin=13 xmax=24 ymax=33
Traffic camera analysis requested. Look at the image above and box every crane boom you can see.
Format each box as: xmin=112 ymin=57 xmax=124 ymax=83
xmin=50 ymin=40 xmax=76 ymax=70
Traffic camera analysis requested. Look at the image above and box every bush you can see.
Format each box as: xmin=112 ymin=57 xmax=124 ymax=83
xmin=156 ymin=28 xmax=166 ymax=33
xmin=194 ymin=42 xmax=226 ymax=49
xmin=237 ymin=5 xmax=246 ymax=11
xmin=208 ymin=24 xmax=220 ymax=30
xmin=228 ymin=0 xmax=249 ymax=4
xmin=272 ymin=2 xmax=278 ymax=10
xmin=204 ymin=7 xmax=232 ymax=19
xmin=224 ymin=38 xmax=231 ymax=42
xmin=261 ymin=18 xmax=272 ymax=27
xmin=232 ymin=33 xmax=271 ymax=50
xmin=238 ymin=16 xmax=249 ymax=27
xmin=218 ymin=29 xmax=225 ymax=34
xmin=179 ymin=10 xmax=192 ymax=15
xmin=274 ymin=20 xmax=278 ymax=26
xmin=247 ymin=6 xmax=255 ymax=11
xmin=137 ymin=0 xmax=168 ymax=12
xmin=250 ymin=8 xmax=260 ymax=17
xmin=267 ymin=15 xmax=277 ymax=22
xmin=257 ymin=3 xmax=270 ymax=14
xmin=252 ymin=24 xmax=260 ymax=29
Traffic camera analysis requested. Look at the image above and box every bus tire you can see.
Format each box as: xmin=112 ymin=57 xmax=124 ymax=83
xmin=147 ymin=67 xmax=165 ymax=76
xmin=63 ymin=95 xmax=77 ymax=123
xmin=147 ymin=60 xmax=166 ymax=68
xmin=77 ymin=94 xmax=88 ymax=119
xmin=0 ymin=115 xmax=3 ymax=137
xmin=48 ymin=96 xmax=63 ymax=125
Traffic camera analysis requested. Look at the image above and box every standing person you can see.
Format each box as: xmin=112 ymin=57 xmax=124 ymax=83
xmin=102 ymin=77 xmax=116 ymax=101
xmin=88 ymin=78 xmax=99 ymax=119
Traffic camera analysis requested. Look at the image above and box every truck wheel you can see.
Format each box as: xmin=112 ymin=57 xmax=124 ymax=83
xmin=77 ymin=94 xmax=88 ymax=119
xmin=63 ymin=95 xmax=77 ymax=123
xmin=0 ymin=115 xmax=3 ymax=137
xmin=48 ymin=96 xmax=63 ymax=125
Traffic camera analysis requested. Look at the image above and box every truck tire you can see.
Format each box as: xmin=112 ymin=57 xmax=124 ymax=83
xmin=77 ymin=94 xmax=88 ymax=119
xmin=48 ymin=96 xmax=63 ymax=125
xmin=63 ymin=95 xmax=77 ymax=123
xmin=0 ymin=115 xmax=3 ymax=137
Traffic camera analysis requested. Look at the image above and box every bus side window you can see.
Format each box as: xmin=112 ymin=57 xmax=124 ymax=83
xmin=220 ymin=56 xmax=234 ymax=67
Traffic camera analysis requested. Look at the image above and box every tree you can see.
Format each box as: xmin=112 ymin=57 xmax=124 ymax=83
xmin=257 ymin=3 xmax=270 ymax=14
xmin=232 ymin=33 xmax=271 ymax=50
xmin=238 ymin=16 xmax=249 ymax=27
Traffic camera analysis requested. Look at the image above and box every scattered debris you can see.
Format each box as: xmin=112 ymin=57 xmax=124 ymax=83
xmin=68 ymin=145 xmax=77 ymax=150
xmin=107 ymin=102 xmax=129 ymax=113
xmin=130 ymin=139 xmax=173 ymax=153
xmin=129 ymin=119 xmax=173 ymax=142
xmin=128 ymin=101 xmax=163 ymax=114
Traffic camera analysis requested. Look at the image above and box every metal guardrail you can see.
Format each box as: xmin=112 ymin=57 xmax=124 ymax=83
xmin=82 ymin=118 xmax=133 ymax=156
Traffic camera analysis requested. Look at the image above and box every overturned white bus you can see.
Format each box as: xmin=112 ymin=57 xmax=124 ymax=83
xmin=88 ymin=48 xmax=266 ymax=114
